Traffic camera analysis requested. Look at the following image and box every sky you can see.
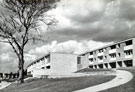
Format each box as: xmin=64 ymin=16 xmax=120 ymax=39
xmin=1 ymin=0 xmax=135 ymax=73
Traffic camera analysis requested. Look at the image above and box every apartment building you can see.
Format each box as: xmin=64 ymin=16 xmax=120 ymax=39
xmin=27 ymin=52 xmax=89 ymax=77
xmin=79 ymin=38 xmax=135 ymax=69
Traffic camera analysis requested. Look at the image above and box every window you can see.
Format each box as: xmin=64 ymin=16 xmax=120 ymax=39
xmin=118 ymin=53 xmax=121 ymax=57
xmin=125 ymin=40 xmax=132 ymax=46
xmin=90 ymin=52 xmax=93 ymax=55
xmin=77 ymin=61 xmax=81 ymax=64
xmin=77 ymin=57 xmax=81 ymax=64
xmin=37 ymin=60 xmax=40 ymax=63
xmin=98 ymin=56 xmax=103 ymax=60
xmin=46 ymin=66 xmax=50 ymax=69
xmin=41 ymin=67 xmax=45 ymax=69
xmin=48 ymin=55 xmax=50 ymax=63
xmin=124 ymin=60 xmax=133 ymax=67
xmin=99 ymin=49 xmax=103 ymax=53
xmin=104 ymin=56 xmax=107 ymax=59
xmin=89 ymin=58 xmax=93 ymax=62
xmin=98 ymin=64 xmax=103 ymax=69
xmin=82 ymin=54 xmax=85 ymax=56
xmin=124 ymin=50 xmax=133 ymax=55
xmin=94 ymin=65 xmax=97 ymax=68
xmin=117 ymin=44 xmax=120 ymax=48
xmin=109 ymin=53 xmax=116 ymax=58
xmin=110 ymin=45 xmax=116 ymax=49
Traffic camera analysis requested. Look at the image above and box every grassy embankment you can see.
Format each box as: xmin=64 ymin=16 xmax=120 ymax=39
xmin=1 ymin=69 xmax=115 ymax=92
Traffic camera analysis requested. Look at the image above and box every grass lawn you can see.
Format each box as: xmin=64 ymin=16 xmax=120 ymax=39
xmin=76 ymin=68 xmax=114 ymax=73
xmin=1 ymin=75 xmax=115 ymax=92
xmin=101 ymin=67 xmax=135 ymax=92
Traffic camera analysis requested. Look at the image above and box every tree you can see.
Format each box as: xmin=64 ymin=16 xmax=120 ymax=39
xmin=0 ymin=0 xmax=59 ymax=83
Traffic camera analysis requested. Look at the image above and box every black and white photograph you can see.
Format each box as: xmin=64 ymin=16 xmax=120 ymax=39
xmin=0 ymin=0 xmax=135 ymax=92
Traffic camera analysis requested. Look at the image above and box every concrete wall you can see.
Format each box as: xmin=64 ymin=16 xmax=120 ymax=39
xmin=77 ymin=56 xmax=89 ymax=71
xmin=50 ymin=53 xmax=78 ymax=74
xmin=133 ymin=38 xmax=135 ymax=66
xmin=27 ymin=52 xmax=90 ymax=77
xmin=32 ymin=69 xmax=51 ymax=78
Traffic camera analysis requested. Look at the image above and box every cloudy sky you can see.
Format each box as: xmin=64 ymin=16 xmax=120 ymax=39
xmin=1 ymin=0 xmax=135 ymax=73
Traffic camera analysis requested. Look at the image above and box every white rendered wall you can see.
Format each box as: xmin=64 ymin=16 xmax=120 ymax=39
xmin=32 ymin=69 xmax=51 ymax=78
xmin=77 ymin=56 xmax=89 ymax=71
xmin=50 ymin=53 xmax=78 ymax=75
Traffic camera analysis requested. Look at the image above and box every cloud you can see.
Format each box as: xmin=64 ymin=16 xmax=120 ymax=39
xmin=61 ymin=0 xmax=106 ymax=24
xmin=0 ymin=43 xmax=37 ymax=73
xmin=28 ymin=40 xmax=112 ymax=56
xmin=1 ymin=0 xmax=135 ymax=72
xmin=45 ymin=0 xmax=135 ymax=42
xmin=0 ymin=52 xmax=18 ymax=73
xmin=0 ymin=43 xmax=12 ymax=53
xmin=0 ymin=43 xmax=17 ymax=73
xmin=118 ymin=0 xmax=135 ymax=21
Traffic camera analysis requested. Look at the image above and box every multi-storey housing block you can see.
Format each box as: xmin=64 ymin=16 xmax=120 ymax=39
xmin=27 ymin=38 xmax=135 ymax=77
xmin=79 ymin=38 xmax=135 ymax=69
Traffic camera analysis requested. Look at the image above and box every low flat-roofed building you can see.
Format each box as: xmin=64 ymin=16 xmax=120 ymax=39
xmin=79 ymin=38 xmax=135 ymax=69
xmin=27 ymin=52 xmax=89 ymax=77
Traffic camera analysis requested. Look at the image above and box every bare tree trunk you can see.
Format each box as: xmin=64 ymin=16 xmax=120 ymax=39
xmin=18 ymin=62 xmax=24 ymax=83
xmin=18 ymin=50 xmax=25 ymax=83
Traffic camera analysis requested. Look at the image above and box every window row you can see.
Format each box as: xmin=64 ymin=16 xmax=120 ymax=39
xmin=88 ymin=40 xmax=133 ymax=56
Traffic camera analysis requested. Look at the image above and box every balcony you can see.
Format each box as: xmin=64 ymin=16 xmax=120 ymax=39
xmin=89 ymin=62 xmax=93 ymax=65
xmin=45 ymin=63 xmax=50 ymax=66
xmin=125 ymin=55 xmax=133 ymax=59
xmin=110 ymin=58 xmax=116 ymax=61
xmin=109 ymin=49 xmax=116 ymax=54
xmin=124 ymin=45 xmax=133 ymax=50
xmin=98 ymin=52 xmax=104 ymax=56
xmin=88 ymin=55 xmax=94 ymax=58
xmin=98 ymin=60 xmax=103 ymax=63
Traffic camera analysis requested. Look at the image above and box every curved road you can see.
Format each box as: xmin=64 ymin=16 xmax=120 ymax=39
xmin=74 ymin=70 xmax=133 ymax=92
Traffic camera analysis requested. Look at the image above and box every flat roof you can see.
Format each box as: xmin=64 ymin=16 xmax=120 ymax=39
xmin=79 ymin=37 xmax=134 ymax=55
xmin=51 ymin=52 xmax=79 ymax=55
xmin=27 ymin=53 xmax=50 ymax=68
xmin=27 ymin=52 xmax=79 ymax=68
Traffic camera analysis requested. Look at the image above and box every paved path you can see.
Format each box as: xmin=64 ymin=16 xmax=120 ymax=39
xmin=74 ymin=70 xmax=133 ymax=92
xmin=0 ymin=81 xmax=11 ymax=90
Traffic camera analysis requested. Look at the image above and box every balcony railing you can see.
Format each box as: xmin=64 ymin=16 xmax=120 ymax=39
xmin=124 ymin=45 xmax=133 ymax=50
xmin=110 ymin=58 xmax=116 ymax=61
xmin=98 ymin=52 xmax=104 ymax=56
xmin=89 ymin=62 xmax=93 ymax=65
xmin=125 ymin=55 xmax=132 ymax=59
xmin=88 ymin=55 xmax=94 ymax=58
xmin=45 ymin=63 xmax=50 ymax=66
xmin=98 ymin=60 xmax=103 ymax=63
xmin=109 ymin=49 xmax=116 ymax=54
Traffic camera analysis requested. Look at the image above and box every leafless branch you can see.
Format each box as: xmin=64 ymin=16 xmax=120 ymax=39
xmin=0 ymin=0 xmax=59 ymax=83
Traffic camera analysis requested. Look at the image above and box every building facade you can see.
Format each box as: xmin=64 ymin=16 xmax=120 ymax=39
xmin=27 ymin=38 xmax=135 ymax=77
xmin=79 ymin=38 xmax=135 ymax=69
xmin=27 ymin=52 xmax=89 ymax=77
